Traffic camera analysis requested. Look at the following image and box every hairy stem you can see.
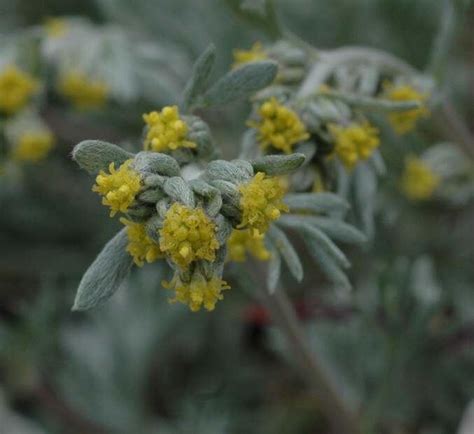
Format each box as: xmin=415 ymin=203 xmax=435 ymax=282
xmin=258 ymin=285 xmax=359 ymax=434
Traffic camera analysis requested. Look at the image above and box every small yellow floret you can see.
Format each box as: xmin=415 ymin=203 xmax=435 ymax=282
xmin=238 ymin=172 xmax=288 ymax=236
xmin=57 ymin=72 xmax=108 ymax=109
xmin=0 ymin=65 xmax=39 ymax=115
xmin=44 ymin=17 xmax=68 ymax=38
xmin=120 ymin=218 xmax=162 ymax=266
xmin=227 ymin=229 xmax=271 ymax=262
xmin=12 ymin=131 xmax=55 ymax=163
xmin=163 ymin=273 xmax=230 ymax=312
xmin=384 ymin=84 xmax=429 ymax=134
xmin=232 ymin=42 xmax=268 ymax=68
xmin=143 ymin=106 xmax=196 ymax=153
xmin=401 ymin=156 xmax=440 ymax=200
xmin=329 ymin=122 xmax=380 ymax=169
xmin=159 ymin=203 xmax=219 ymax=269
xmin=92 ymin=159 xmax=141 ymax=217
xmin=248 ymin=98 xmax=309 ymax=154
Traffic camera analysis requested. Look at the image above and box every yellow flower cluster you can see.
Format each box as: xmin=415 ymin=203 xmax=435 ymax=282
xmin=12 ymin=131 xmax=55 ymax=163
xmin=0 ymin=65 xmax=39 ymax=115
xmin=143 ymin=106 xmax=196 ymax=153
xmin=159 ymin=203 xmax=219 ymax=269
xmin=44 ymin=17 xmax=68 ymax=38
xmin=238 ymin=172 xmax=288 ymax=236
xmin=385 ymin=84 xmax=429 ymax=134
xmin=163 ymin=273 xmax=229 ymax=312
xmin=249 ymin=98 xmax=309 ymax=154
xmin=232 ymin=42 xmax=268 ymax=68
xmin=329 ymin=122 xmax=380 ymax=169
xmin=227 ymin=229 xmax=271 ymax=262
xmin=57 ymin=72 xmax=108 ymax=109
xmin=92 ymin=159 xmax=141 ymax=217
xmin=120 ymin=218 xmax=162 ymax=267
xmin=401 ymin=156 xmax=440 ymax=200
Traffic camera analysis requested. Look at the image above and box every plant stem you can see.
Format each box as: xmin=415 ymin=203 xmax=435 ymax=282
xmin=257 ymin=285 xmax=359 ymax=434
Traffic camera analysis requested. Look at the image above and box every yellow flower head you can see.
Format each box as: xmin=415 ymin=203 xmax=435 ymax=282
xmin=44 ymin=17 xmax=68 ymax=38
xmin=57 ymin=72 xmax=108 ymax=109
xmin=120 ymin=218 xmax=163 ymax=267
xmin=227 ymin=229 xmax=271 ymax=262
xmin=159 ymin=203 xmax=220 ymax=269
xmin=384 ymin=83 xmax=429 ymax=134
xmin=329 ymin=122 xmax=380 ymax=169
xmin=238 ymin=172 xmax=288 ymax=236
xmin=92 ymin=159 xmax=141 ymax=217
xmin=248 ymin=98 xmax=309 ymax=154
xmin=12 ymin=130 xmax=55 ymax=163
xmin=401 ymin=156 xmax=440 ymax=200
xmin=143 ymin=106 xmax=196 ymax=153
xmin=232 ymin=42 xmax=268 ymax=68
xmin=0 ymin=65 xmax=39 ymax=115
xmin=163 ymin=272 xmax=230 ymax=312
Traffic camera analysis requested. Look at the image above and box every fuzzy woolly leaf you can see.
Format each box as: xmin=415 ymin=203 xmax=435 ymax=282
xmin=353 ymin=162 xmax=377 ymax=239
xmin=133 ymin=151 xmax=180 ymax=177
xmin=284 ymin=192 xmax=350 ymax=214
xmin=267 ymin=225 xmax=303 ymax=282
xmin=182 ymin=43 xmax=216 ymax=110
xmin=251 ymin=153 xmax=306 ymax=175
xmin=201 ymin=61 xmax=278 ymax=106
xmin=279 ymin=215 xmax=367 ymax=244
xmin=266 ymin=246 xmax=282 ymax=293
xmin=73 ymin=229 xmax=133 ymax=311
xmin=72 ymin=140 xmax=133 ymax=174
xmin=304 ymin=240 xmax=352 ymax=292
xmin=163 ymin=177 xmax=195 ymax=207
xmin=206 ymin=160 xmax=250 ymax=183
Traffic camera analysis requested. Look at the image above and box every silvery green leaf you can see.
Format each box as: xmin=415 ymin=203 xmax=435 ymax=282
xmin=133 ymin=151 xmax=180 ymax=177
xmin=72 ymin=140 xmax=133 ymax=174
xmin=238 ymin=129 xmax=259 ymax=160
xmin=191 ymin=178 xmax=223 ymax=216
xmin=145 ymin=216 xmax=162 ymax=243
xmin=231 ymin=159 xmax=254 ymax=176
xmin=215 ymin=214 xmax=233 ymax=245
xmin=182 ymin=43 xmax=216 ymax=111
xmin=304 ymin=240 xmax=352 ymax=292
xmin=410 ymin=256 xmax=441 ymax=306
xmin=284 ymin=192 xmax=350 ymax=214
xmin=267 ymin=225 xmax=303 ymax=282
xmin=208 ymin=180 xmax=240 ymax=206
xmin=370 ymin=150 xmax=387 ymax=176
xmin=295 ymin=142 xmax=317 ymax=165
xmin=266 ymin=244 xmax=281 ymax=293
xmin=73 ymin=229 xmax=133 ymax=311
xmin=251 ymin=153 xmax=306 ymax=175
xmin=163 ymin=177 xmax=195 ymax=207
xmin=144 ymin=174 xmax=165 ymax=187
xmin=300 ymin=224 xmax=350 ymax=269
xmin=353 ymin=162 xmax=377 ymax=239
xmin=206 ymin=160 xmax=250 ymax=183
xmin=278 ymin=215 xmax=366 ymax=244
xmin=200 ymin=61 xmax=278 ymax=106
xmin=137 ymin=188 xmax=164 ymax=203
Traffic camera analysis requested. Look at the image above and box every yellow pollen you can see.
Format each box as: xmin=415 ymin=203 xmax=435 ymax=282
xmin=232 ymin=42 xmax=268 ymax=68
xmin=0 ymin=65 xmax=39 ymax=115
xmin=142 ymin=106 xmax=196 ymax=153
xmin=92 ymin=159 xmax=141 ymax=217
xmin=12 ymin=130 xmax=55 ymax=163
xmin=227 ymin=229 xmax=271 ymax=262
xmin=57 ymin=71 xmax=108 ymax=109
xmin=401 ymin=156 xmax=440 ymax=200
xmin=120 ymin=218 xmax=163 ymax=266
xmin=248 ymin=97 xmax=309 ymax=154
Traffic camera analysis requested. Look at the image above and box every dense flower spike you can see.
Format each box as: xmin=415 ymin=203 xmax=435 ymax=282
xmin=384 ymin=84 xmax=429 ymax=134
xmin=11 ymin=131 xmax=55 ymax=163
xmin=248 ymin=98 xmax=309 ymax=154
xmin=238 ymin=172 xmax=288 ymax=236
xmin=0 ymin=65 xmax=39 ymax=115
xmin=401 ymin=156 xmax=440 ymax=200
xmin=92 ymin=159 xmax=141 ymax=217
xmin=227 ymin=229 xmax=271 ymax=262
xmin=232 ymin=42 xmax=268 ymax=68
xmin=163 ymin=272 xmax=229 ymax=312
xmin=329 ymin=122 xmax=380 ymax=169
xmin=57 ymin=72 xmax=108 ymax=109
xmin=143 ymin=106 xmax=196 ymax=153
xmin=120 ymin=218 xmax=162 ymax=267
xmin=159 ymin=203 xmax=219 ymax=269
